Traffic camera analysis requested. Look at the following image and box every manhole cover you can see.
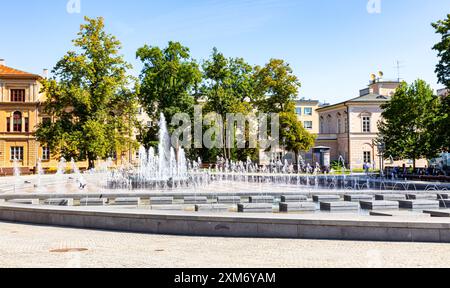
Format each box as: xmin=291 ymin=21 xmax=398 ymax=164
xmin=50 ymin=248 xmax=89 ymax=253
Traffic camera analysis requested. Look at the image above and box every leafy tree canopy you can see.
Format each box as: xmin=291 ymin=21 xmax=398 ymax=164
xmin=36 ymin=17 xmax=138 ymax=168
xmin=378 ymin=80 xmax=442 ymax=168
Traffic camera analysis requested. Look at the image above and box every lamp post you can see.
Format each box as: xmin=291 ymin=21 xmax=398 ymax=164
xmin=374 ymin=138 xmax=386 ymax=177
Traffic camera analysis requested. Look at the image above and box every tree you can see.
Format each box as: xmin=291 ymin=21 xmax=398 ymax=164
xmin=432 ymin=14 xmax=450 ymax=151
xmin=254 ymin=59 xmax=301 ymax=113
xmin=36 ymin=17 xmax=138 ymax=169
xmin=136 ymin=41 xmax=201 ymax=123
xmin=254 ymin=59 xmax=314 ymax=160
xmin=378 ymin=80 xmax=442 ymax=169
xmin=279 ymin=112 xmax=316 ymax=162
xmin=201 ymin=48 xmax=256 ymax=160
xmin=432 ymin=14 xmax=450 ymax=89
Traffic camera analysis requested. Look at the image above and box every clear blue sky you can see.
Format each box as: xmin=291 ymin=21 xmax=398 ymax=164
xmin=0 ymin=0 xmax=448 ymax=103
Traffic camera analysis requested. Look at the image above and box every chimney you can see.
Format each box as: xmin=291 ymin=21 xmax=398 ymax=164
xmin=0 ymin=59 xmax=5 ymax=66
xmin=42 ymin=69 xmax=49 ymax=78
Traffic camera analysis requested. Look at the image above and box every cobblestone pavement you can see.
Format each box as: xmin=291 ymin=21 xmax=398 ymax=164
xmin=0 ymin=221 xmax=449 ymax=268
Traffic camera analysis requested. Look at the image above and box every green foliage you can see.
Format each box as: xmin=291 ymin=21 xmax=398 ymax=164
xmin=136 ymin=41 xmax=202 ymax=123
xmin=378 ymin=80 xmax=442 ymax=168
xmin=36 ymin=17 xmax=138 ymax=168
xmin=432 ymin=14 xmax=450 ymax=151
xmin=201 ymin=48 xmax=256 ymax=160
xmin=279 ymin=111 xmax=316 ymax=156
xmin=254 ymin=59 xmax=301 ymax=113
xmin=432 ymin=14 xmax=450 ymax=89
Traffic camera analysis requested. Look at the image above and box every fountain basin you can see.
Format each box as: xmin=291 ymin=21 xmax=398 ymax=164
xmin=2 ymin=203 xmax=450 ymax=242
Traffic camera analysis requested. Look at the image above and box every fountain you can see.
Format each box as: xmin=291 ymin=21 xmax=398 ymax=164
xmin=107 ymin=113 xmax=195 ymax=190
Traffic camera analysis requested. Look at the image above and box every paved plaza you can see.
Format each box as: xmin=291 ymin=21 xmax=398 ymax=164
xmin=0 ymin=221 xmax=449 ymax=268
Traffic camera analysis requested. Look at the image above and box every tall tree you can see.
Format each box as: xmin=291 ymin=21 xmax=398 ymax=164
xmin=254 ymin=59 xmax=301 ymax=113
xmin=279 ymin=112 xmax=316 ymax=163
xmin=201 ymin=48 xmax=256 ymax=160
xmin=254 ymin=59 xmax=314 ymax=159
xmin=432 ymin=14 xmax=450 ymax=151
xmin=36 ymin=17 xmax=138 ymax=169
xmin=136 ymin=41 xmax=201 ymax=124
xmin=378 ymin=80 xmax=442 ymax=169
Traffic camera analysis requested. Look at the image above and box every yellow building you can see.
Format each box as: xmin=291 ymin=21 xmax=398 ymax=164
xmin=294 ymin=99 xmax=321 ymax=135
xmin=0 ymin=60 xmax=138 ymax=175
xmin=0 ymin=60 xmax=48 ymax=174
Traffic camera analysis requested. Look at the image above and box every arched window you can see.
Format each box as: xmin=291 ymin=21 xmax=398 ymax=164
xmin=13 ymin=112 xmax=22 ymax=132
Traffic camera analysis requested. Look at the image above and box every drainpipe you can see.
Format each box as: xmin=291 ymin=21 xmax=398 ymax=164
xmin=345 ymin=103 xmax=351 ymax=170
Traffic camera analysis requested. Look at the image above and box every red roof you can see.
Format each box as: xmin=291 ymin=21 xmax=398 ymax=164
xmin=0 ymin=64 xmax=40 ymax=79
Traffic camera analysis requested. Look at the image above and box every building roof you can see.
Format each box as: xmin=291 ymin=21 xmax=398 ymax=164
xmin=0 ymin=64 xmax=41 ymax=79
xmin=317 ymin=93 xmax=390 ymax=112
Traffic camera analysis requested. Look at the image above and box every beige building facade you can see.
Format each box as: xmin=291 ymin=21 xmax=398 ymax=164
xmin=316 ymin=79 xmax=427 ymax=170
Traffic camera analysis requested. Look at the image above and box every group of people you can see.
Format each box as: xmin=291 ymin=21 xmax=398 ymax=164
xmin=387 ymin=163 xmax=448 ymax=179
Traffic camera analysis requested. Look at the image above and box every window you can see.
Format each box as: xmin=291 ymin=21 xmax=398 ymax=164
xmin=337 ymin=118 xmax=342 ymax=134
xmin=304 ymin=121 xmax=313 ymax=130
xmin=24 ymin=117 xmax=29 ymax=132
xmin=295 ymin=108 xmax=302 ymax=115
xmin=364 ymin=151 xmax=371 ymax=164
xmin=10 ymin=89 xmax=25 ymax=102
xmin=362 ymin=116 xmax=371 ymax=133
xmin=10 ymin=147 xmax=24 ymax=161
xmin=344 ymin=117 xmax=349 ymax=133
xmin=13 ymin=112 xmax=22 ymax=132
xmin=6 ymin=117 xmax=10 ymax=132
xmin=42 ymin=147 xmax=50 ymax=161
xmin=304 ymin=107 xmax=313 ymax=116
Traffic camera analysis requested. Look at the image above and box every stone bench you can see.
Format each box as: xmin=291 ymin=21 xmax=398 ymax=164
xmin=320 ymin=201 xmax=359 ymax=211
xmin=398 ymin=200 xmax=440 ymax=210
xmin=8 ymin=199 xmax=40 ymax=205
xmin=423 ymin=209 xmax=450 ymax=217
xmin=344 ymin=194 xmax=373 ymax=202
xmin=281 ymin=195 xmax=308 ymax=203
xmin=79 ymin=198 xmax=107 ymax=206
xmin=375 ymin=194 xmax=406 ymax=201
xmin=238 ymin=203 xmax=273 ymax=213
xmin=439 ymin=199 xmax=450 ymax=208
xmin=184 ymin=197 xmax=208 ymax=204
xmin=249 ymin=196 xmax=274 ymax=204
xmin=150 ymin=205 xmax=185 ymax=211
xmin=217 ymin=196 xmax=241 ymax=204
xmin=195 ymin=204 xmax=229 ymax=212
xmin=313 ymin=195 xmax=340 ymax=202
xmin=112 ymin=197 xmax=141 ymax=206
xmin=150 ymin=197 xmax=173 ymax=205
xmin=44 ymin=198 xmax=74 ymax=206
xmin=279 ymin=202 xmax=316 ymax=213
xmin=360 ymin=200 xmax=399 ymax=210
xmin=406 ymin=194 xmax=437 ymax=200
